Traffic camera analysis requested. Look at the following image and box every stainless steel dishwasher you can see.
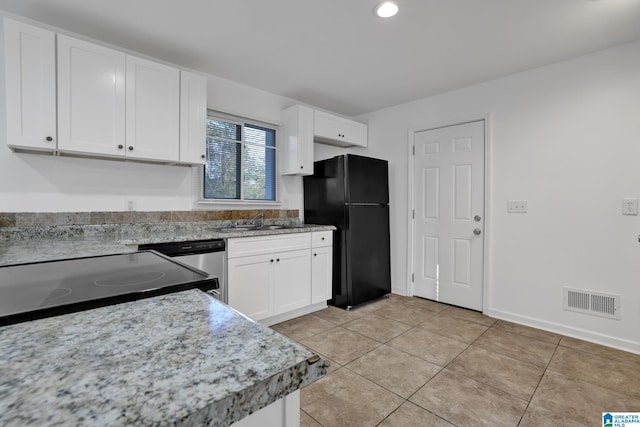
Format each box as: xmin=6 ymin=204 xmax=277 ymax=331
xmin=139 ymin=239 xmax=226 ymax=303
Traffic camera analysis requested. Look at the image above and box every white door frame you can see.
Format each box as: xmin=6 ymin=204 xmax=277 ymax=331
xmin=406 ymin=113 xmax=492 ymax=313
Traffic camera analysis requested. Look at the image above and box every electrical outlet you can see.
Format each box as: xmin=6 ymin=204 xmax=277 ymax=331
xmin=507 ymin=200 xmax=527 ymax=213
xmin=125 ymin=199 xmax=137 ymax=211
xmin=622 ymin=198 xmax=638 ymax=215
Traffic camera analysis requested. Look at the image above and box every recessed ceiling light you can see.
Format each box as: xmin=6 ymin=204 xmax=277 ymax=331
xmin=375 ymin=1 xmax=399 ymax=18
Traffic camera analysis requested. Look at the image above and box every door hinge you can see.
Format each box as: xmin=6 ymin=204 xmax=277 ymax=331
xmin=411 ymin=273 xmax=414 ymax=282
xmin=412 ymin=145 xmax=415 ymax=155
xmin=412 ymin=209 xmax=415 ymax=219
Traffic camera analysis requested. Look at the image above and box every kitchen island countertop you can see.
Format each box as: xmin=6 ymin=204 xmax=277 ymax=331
xmin=0 ymin=289 xmax=327 ymax=426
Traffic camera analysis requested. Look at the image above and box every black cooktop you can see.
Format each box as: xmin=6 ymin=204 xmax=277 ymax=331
xmin=0 ymin=251 xmax=218 ymax=326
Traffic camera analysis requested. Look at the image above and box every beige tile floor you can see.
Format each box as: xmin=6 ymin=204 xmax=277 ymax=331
xmin=271 ymin=294 xmax=640 ymax=427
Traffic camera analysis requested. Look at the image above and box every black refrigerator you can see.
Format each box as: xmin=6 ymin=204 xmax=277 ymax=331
xmin=304 ymin=154 xmax=391 ymax=309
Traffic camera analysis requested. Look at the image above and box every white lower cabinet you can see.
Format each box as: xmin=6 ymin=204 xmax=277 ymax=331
xmin=311 ymin=246 xmax=332 ymax=304
xmin=311 ymin=231 xmax=333 ymax=304
xmin=227 ymin=254 xmax=272 ymax=320
xmin=273 ymin=250 xmax=311 ymax=315
xmin=227 ymin=232 xmax=332 ymax=324
xmin=231 ymin=390 xmax=299 ymax=427
xmin=227 ymin=234 xmax=312 ymax=322
xmin=227 ymin=249 xmax=311 ymax=321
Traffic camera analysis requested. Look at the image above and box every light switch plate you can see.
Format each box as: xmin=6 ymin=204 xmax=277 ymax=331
xmin=622 ymin=198 xmax=638 ymax=215
xmin=507 ymin=200 xmax=527 ymax=213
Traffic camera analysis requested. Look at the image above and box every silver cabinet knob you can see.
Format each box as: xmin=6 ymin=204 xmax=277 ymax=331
xmin=474 ymin=215 xmax=482 ymax=222
xmin=473 ymin=228 xmax=482 ymax=236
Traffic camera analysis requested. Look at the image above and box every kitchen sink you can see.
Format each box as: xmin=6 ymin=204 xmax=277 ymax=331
xmin=218 ymin=227 xmax=254 ymax=232
xmin=217 ymin=225 xmax=298 ymax=233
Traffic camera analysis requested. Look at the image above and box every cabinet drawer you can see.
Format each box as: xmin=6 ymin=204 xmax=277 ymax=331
xmin=312 ymin=231 xmax=333 ymax=247
xmin=228 ymin=233 xmax=311 ymax=258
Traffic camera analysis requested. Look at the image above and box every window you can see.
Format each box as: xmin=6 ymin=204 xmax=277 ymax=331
xmin=204 ymin=113 xmax=276 ymax=201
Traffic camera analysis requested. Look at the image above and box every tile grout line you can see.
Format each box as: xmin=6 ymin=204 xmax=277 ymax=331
xmin=404 ymin=319 xmax=556 ymax=425
xmin=296 ymin=302 xmax=449 ymax=426
xmin=515 ymin=341 xmax=561 ymax=426
xmin=301 ymin=408 xmax=324 ymax=427
xmin=543 ymin=346 xmax=640 ymax=403
xmin=287 ymin=298 xmax=640 ymax=426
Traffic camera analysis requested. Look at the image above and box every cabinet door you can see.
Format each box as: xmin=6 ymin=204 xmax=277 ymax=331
xmin=314 ymin=110 xmax=367 ymax=147
xmin=313 ymin=110 xmax=339 ymax=141
xmin=126 ymin=55 xmax=180 ymax=161
xmin=228 ymin=254 xmax=273 ymax=320
xmin=4 ymin=18 xmax=56 ymax=151
xmin=179 ymin=70 xmax=207 ymax=164
xmin=280 ymin=105 xmax=313 ymax=175
xmin=340 ymin=120 xmax=367 ymax=147
xmin=57 ymin=35 xmax=126 ymax=156
xmin=311 ymin=246 xmax=333 ymax=304
xmin=273 ymin=249 xmax=311 ymax=315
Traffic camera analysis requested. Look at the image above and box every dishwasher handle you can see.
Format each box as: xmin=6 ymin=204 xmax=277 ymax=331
xmin=197 ymin=277 xmax=221 ymax=300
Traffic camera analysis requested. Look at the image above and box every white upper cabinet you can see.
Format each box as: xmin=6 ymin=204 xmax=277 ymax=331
xmin=280 ymin=105 xmax=313 ymax=175
xmin=4 ymin=18 xmax=208 ymax=165
xmin=3 ymin=18 xmax=56 ymax=151
xmin=179 ymin=70 xmax=207 ymax=165
xmin=57 ymin=34 xmax=126 ymax=157
xmin=126 ymin=55 xmax=180 ymax=162
xmin=313 ymin=110 xmax=367 ymax=148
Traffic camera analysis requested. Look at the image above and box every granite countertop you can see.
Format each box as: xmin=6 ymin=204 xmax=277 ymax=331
xmin=123 ymin=224 xmax=336 ymax=245
xmin=0 ymin=224 xmax=336 ymax=266
xmin=0 ymin=239 xmax=138 ymax=266
xmin=0 ymin=289 xmax=328 ymax=426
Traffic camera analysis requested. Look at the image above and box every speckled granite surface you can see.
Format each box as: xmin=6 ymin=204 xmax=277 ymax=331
xmin=0 ymin=224 xmax=335 ymax=266
xmin=0 ymin=239 xmax=137 ymax=266
xmin=123 ymin=224 xmax=335 ymax=245
xmin=0 ymin=289 xmax=328 ymax=426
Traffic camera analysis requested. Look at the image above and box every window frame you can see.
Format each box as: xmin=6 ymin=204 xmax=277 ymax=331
xmin=196 ymin=111 xmax=280 ymax=206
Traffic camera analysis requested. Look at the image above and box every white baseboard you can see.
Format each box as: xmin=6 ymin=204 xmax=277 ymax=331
xmin=487 ymin=308 xmax=640 ymax=355
xmin=260 ymin=302 xmax=328 ymax=327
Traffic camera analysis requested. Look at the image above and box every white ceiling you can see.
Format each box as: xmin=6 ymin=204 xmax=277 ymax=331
xmin=2 ymin=0 xmax=640 ymax=116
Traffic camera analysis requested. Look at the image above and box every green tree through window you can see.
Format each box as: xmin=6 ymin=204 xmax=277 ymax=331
xmin=204 ymin=115 xmax=276 ymax=201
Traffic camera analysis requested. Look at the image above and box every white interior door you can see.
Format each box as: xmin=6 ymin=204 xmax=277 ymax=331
xmin=413 ymin=120 xmax=485 ymax=311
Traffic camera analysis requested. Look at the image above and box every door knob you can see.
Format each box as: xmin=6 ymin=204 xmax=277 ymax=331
xmin=474 ymin=215 xmax=482 ymax=222
xmin=473 ymin=228 xmax=482 ymax=236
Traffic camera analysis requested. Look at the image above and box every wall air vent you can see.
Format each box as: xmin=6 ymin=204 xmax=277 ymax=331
xmin=563 ymin=287 xmax=620 ymax=320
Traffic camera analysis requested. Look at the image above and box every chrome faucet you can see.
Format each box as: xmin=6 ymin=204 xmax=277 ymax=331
xmin=249 ymin=212 xmax=265 ymax=228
